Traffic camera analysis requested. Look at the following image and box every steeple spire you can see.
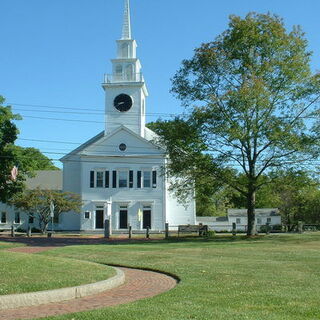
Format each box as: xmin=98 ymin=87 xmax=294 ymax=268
xmin=121 ymin=0 xmax=131 ymax=40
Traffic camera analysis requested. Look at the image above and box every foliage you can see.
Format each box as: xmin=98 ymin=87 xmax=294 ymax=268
xmin=12 ymin=188 xmax=82 ymax=233
xmin=205 ymin=230 xmax=216 ymax=238
xmin=11 ymin=146 xmax=59 ymax=171
xmin=0 ymin=96 xmax=24 ymax=202
xmin=0 ymin=96 xmax=59 ymax=203
xmin=154 ymin=13 xmax=320 ymax=235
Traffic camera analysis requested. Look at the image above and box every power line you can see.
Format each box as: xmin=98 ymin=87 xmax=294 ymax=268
xmin=17 ymin=138 xmax=164 ymax=150
xmin=8 ymin=102 xmax=180 ymax=117
xmin=21 ymin=115 xmax=104 ymax=124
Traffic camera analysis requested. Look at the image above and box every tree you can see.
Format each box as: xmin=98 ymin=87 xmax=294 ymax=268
xmin=0 ymin=96 xmax=24 ymax=202
xmin=12 ymin=188 xmax=82 ymax=233
xmin=266 ymin=170 xmax=320 ymax=227
xmin=156 ymin=13 xmax=320 ymax=235
xmin=0 ymin=96 xmax=60 ymax=204
xmin=11 ymin=146 xmax=59 ymax=171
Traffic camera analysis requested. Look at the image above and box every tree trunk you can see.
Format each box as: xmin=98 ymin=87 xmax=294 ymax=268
xmin=247 ymin=189 xmax=257 ymax=236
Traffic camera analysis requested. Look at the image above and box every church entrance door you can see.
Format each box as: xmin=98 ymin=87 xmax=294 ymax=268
xmin=143 ymin=210 xmax=151 ymax=229
xmin=119 ymin=210 xmax=128 ymax=229
xmin=95 ymin=210 xmax=104 ymax=229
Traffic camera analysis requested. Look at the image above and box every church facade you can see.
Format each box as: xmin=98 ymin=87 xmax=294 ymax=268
xmin=59 ymin=0 xmax=196 ymax=232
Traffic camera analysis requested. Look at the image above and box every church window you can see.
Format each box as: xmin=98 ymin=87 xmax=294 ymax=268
xmin=129 ymin=170 xmax=134 ymax=188
xmin=90 ymin=171 xmax=95 ymax=188
xmin=152 ymin=170 xmax=157 ymax=188
xmin=29 ymin=215 xmax=34 ymax=224
xmin=96 ymin=171 xmax=104 ymax=188
xmin=84 ymin=211 xmax=91 ymax=219
xmin=15 ymin=212 xmax=20 ymax=224
xmin=1 ymin=212 xmax=6 ymax=223
xmin=112 ymin=171 xmax=117 ymax=188
xmin=143 ymin=171 xmax=151 ymax=188
xmin=121 ymin=43 xmax=129 ymax=57
xmin=119 ymin=171 xmax=128 ymax=188
xmin=105 ymin=171 xmax=110 ymax=188
xmin=119 ymin=143 xmax=127 ymax=151
xmin=137 ymin=171 xmax=142 ymax=188
xmin=125 ymin=64 xmax=134 ymax=81
xmin=115 ymin=65 xmax=123 ymax=75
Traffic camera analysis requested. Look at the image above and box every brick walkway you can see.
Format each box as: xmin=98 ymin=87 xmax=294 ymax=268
xmin=1 ymin=243 xmax=177 ymax=320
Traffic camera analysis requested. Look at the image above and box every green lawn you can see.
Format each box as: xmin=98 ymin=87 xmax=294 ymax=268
xmin=0 ymin=241 xmax=26 ymax=250
xmin=0 ymin=251 xmax=115 ymax=295
xmin=36 ymin=233 xmax=320 ymax=320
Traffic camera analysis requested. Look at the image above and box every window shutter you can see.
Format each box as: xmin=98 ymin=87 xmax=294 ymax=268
xmin=152 ymin=170 xmax=157 ymax=188
xmin=112 ymin=171 xmax=117 ymax=188
xmin=105 ymin=171 xmax=110 ymax=188
xmin=129 ymin=170 xmax=134 ymax=188
xmin=90 ymin=171 xmax=94 ymax=188
xmin=137 ymin=171 xmax=141 ymax=188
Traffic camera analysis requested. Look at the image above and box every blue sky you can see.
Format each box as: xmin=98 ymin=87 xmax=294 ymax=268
xmin=1 ymin=0 xmax=320 ymax=168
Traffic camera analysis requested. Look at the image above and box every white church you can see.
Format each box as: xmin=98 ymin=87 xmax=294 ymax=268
xmin=0 ymin=0 xmax=196 ymax=233
xmin=57 ymin=0 xmax=196 ymax=232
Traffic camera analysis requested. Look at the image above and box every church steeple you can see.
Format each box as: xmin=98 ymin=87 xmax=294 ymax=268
xmin=102 ymin=0 xmax=148 ymax=137
xmin=121 ymin=0 xmax=131 ymax=40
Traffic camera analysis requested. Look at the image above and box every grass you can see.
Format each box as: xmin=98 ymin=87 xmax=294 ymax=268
xmin=36 ymin=233 xmax=320 ymax=320
xmin=0 ymin=251 xmax=115 ymax=295
xmin=0 ymin=241 xmax=26 ymax=250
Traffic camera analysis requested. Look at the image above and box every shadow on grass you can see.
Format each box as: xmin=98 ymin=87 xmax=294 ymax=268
xmin=0 ymin=232 xmax=319 ymax=249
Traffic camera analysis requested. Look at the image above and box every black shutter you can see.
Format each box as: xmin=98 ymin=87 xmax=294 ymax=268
xmin=152 ymin=170 xmax=157 ymax=188
xmin=137 ymin=171 xmax=141 ymax=188
xmin=105 ymin=171 xmax=109 ymax=188
xmin=112 ymin=171 xmax=117 ymax=188
xmin=90 ymin=171 xmax=94 ymax=188
xmin=129 ymin=170 xmax=134 ymax=188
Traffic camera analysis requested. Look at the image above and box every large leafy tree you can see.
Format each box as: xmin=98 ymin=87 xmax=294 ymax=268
xmin=11 ymin=146 xmax=59 ymax=171
xmin=12 ymin=188 xmax=82 ymax=233
xmin=0 ymin=96 xmax=59 ymax=203
xmin=155 ymin=13 xmax=320 ymax=235
xmin=0 ymin=96 xmax=24 ymax=202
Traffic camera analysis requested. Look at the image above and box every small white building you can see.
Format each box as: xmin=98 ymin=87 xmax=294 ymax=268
xmin=197 ymin=208 xmax=282 ymax=232
xmin=0 ymin=170 xmax=62 ymax=231
xmin=59 ymin=0 xmax=196 ymax=232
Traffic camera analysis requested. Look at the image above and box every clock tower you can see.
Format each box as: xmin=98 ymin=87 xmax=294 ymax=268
xmin=102 ymin=0 xmax=148 ymax=137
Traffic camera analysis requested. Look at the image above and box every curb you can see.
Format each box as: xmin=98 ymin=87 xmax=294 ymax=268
xmin=0 ymin=267 xmax=125 ymax=310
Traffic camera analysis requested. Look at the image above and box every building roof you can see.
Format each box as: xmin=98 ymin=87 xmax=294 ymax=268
xmin=25 ymin=170 xmax=62 ymax=190
xmin=197 ymin=216 xmax=229 ymax=223
xmin=227 ymin=208 xmax=280 ymax=217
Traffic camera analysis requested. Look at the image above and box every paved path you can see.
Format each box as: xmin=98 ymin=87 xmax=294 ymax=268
xmin=1 ymin=242 xmax=177 ymax=320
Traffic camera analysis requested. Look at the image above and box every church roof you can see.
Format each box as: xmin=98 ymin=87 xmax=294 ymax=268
xmin=60 ymin=126 xmax=165 ymax=161
xmin=227 ymin=208 xmax=280 ymax=217
xmin=60 ymin=131 xmax=105 ymax=161
xmin=25 ymin=170 xmax=62 ymax=190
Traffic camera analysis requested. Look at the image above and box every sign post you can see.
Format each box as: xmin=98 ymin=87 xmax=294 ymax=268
xmin=49 ymin=201 xmax=55 ymax=236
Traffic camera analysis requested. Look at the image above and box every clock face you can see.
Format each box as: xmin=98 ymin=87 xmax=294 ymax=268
xmin=114 ymin=94 xmax=133 ymax=112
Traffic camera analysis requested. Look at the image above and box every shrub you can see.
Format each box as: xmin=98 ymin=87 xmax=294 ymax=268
xmin=205 ymin=231 xmax=216 ymax=238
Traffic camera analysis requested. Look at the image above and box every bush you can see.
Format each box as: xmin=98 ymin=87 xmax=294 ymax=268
xmin=205 ymin=231 xmax=216 ymax=238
